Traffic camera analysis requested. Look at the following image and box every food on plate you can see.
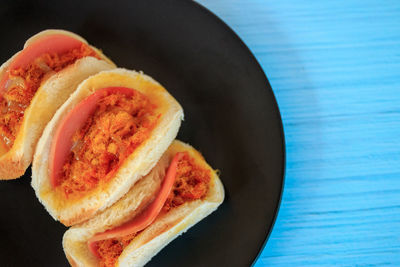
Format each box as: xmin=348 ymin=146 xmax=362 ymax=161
xmin=63 ymin=140 xmax=224 ymax=267
xmin=0 ymin=29 xmax=115 ymax=179
xmin=32 ymin=69 xmax=183 ymax=226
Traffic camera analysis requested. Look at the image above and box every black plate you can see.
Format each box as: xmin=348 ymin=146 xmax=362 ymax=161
xmin=0 ymin=1 xmax=285 ymax=266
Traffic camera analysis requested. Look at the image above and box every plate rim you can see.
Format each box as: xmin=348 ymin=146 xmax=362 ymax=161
xmin=191 ymin=1 xmax=286 ymax=265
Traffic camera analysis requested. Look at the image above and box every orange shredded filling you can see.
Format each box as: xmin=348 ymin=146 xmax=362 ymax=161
xmin=59 ymin=92 xmax=158 ymax=199
xmin=0 ymin=44 xmax=99 ymax=148
xmin=163 ymin=152 xmax=211 ymax=212
xmin=94 ymin=232 xmax=139 ymax=267
xmin=94 ymin=153 xmax=211 ymax=267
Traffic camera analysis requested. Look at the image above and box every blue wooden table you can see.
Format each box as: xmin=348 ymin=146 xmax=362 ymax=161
xmin=197 ymin=0 xmax=400 ymax=265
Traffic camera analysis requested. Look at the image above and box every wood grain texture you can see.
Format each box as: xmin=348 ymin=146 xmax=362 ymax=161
xmin=197 ymin=0 xmax=400 ymax=265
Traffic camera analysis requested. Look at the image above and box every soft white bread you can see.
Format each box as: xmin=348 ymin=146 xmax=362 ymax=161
xmin=63 ymin=140 xmax=224 ymax=267
xmin=32 ymin=69 xmax=184 ymax=226
xmin=0 ymin=29 xmax=115 ymax=179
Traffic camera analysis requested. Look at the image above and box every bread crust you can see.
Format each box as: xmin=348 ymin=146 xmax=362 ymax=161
xmin=32 ymin=69 xmax=184 ymax=226
xmin=63 ymin=141 xmax=224 ymax=267
xmin=0 ymin=29 xmax=116 ymax=180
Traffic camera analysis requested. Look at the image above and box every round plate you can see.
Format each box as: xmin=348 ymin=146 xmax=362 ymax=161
xmin=0 ymin=1 xmax=285 ymax=266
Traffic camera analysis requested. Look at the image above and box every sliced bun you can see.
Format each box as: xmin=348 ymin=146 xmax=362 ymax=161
xmin=0 ymin=29 xmax=115 ymax=180
xmin=32 ymin=69 xmax=184 ymax=226
xmin=63 ymin=140 xmax=224 ymax=267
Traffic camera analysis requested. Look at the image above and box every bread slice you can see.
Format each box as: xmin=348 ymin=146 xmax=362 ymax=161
xmin=32 ymin=69 xmax=184 ymax=226
xmin=0 ymin=29 xmax=116 ymax=179
xmin=63 ymin=140 xmax=224 ymax=267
